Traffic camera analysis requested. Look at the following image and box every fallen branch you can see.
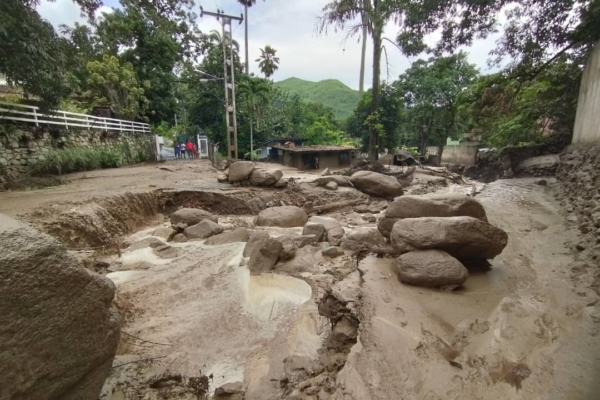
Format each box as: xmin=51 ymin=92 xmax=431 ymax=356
xmin=121 ymin=330 xmax=173 ymax=346
xmin=112 ymin=356 xmax=166 ymax=369
xmin=306 ymin=198 xmax=367 ymax=214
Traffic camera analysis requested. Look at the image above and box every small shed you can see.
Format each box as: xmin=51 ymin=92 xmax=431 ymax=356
xmin=272 ymin=144 xmax=355 ymax=170
xmin=254 ymin=138 xmax=309 ymax=161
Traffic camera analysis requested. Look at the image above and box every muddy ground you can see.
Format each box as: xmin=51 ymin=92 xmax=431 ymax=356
xmin=2 ymin=160 xmax=599 ymax=399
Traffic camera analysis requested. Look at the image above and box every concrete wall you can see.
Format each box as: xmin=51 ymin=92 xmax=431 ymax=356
xmin=573 ymin=41 xmax=600 ymax=143
xmin=427 ymin=143 xmax=478 ymax=166
xmin=0 ymin=126 xmax=155 ymax=179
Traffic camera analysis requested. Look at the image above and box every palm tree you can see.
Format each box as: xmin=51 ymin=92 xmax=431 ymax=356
xmin=256 ymin=45 xmax=280 ymax=79
xmin=237 ymin=0 xmax=258 ymax=75
xmin=206 ymin=30 xmax=239 ymax=51
xmin=238 ymin=76 xmax=270 ymax=157
xmin=318 ymin=0 xmax=403 ymax=161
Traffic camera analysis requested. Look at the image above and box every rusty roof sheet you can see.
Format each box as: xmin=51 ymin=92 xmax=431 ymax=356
xmin=272 ymin=144 xmax=356 ymax=153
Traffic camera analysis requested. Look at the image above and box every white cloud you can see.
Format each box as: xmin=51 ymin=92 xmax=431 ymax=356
xmin=38 ymin=0 xmax=504 ymax=89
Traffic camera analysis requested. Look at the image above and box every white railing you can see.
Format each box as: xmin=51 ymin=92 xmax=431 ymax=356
xmin=0 ymin=101 xmax=151 ymax=134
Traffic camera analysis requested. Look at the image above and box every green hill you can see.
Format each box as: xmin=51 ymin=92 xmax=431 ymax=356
xmin=275 ymin=77 xmax=359 ymax=120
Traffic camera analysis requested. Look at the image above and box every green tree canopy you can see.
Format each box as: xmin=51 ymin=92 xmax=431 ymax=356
xmin=256 ymin=45 xmax=280 ymax=79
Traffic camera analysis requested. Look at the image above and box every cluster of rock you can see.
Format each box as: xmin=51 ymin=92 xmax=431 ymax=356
xmin=0 ymin=215 xmax=120 ymax=400
xmin=241 ymin=206 xmax=351 ymax=274
xmin=217 ymin=161 xmax=288 ymax=188
xmin=377 ymin=195 xmax=508 ymax=288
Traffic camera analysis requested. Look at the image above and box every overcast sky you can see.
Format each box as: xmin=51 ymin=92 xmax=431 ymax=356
xmin=37 ymin=0 xmax=503 ymax=90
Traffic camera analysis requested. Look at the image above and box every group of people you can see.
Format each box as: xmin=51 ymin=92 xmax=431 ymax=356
xmin=174 ymin=140 xmax=199 ymax=159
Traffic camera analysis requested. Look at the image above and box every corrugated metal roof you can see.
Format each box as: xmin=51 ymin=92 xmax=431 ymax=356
xmin=272 ymin=144 xmax=356 ymax=153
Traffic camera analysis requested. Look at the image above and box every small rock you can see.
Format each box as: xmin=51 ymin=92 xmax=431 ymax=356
xmin=361 ymin=213 xmax=376 ymax=223
xmin=214 ymin=382 xmax=244 ymax=399
xmin=322 ymin=246 xmax=344 ymax=258
xmin=302 ymin=223 xmax=326 ymax=242
xmin=575 ymin=243 xmax=586 ymax=252
xmin=217 ymin=173 xmax=228 ymax=183
xmin=276 ymin=235 xmax=297 ymax=262
xmin=128 ymin=237 xmax=165 ymax=251
xmin=567 ymin=215 xmax=578 ymax=223
xmin=292 ymin=235 xmax=318 ymax=248
xmin=274 ymin=177 xmax=288 ymax=188
xmin=170 ymin=208 xmax=218 ymax=226
xmin=172 ymin=233 xmax=188 ymax=243
xmin=320 ymin=167 xmax=331 ymax=176
xmin=153 ymin=245 xmax=181 ymax=259
xmin=535 ymin=179 xmax=548 ymax=186
xmin=324 ymin=181 xmax=338 ymax=191
xmin=172 ymin=222 xmax=188 ymax=232
xmin=204 ymin=228 xmax=250 ymax=245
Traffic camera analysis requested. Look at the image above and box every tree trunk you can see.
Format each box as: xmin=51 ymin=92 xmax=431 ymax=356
xmin=244 ymin=5 xmax=249 ymax=75
xmin=437 ymin=144 xmax=445 ymax=166
xmin=250 ymin=112 xmax=253 ymax=160
xmin=368 ymin=10 xmax=382 ymax=162
xmin=358 ymin=15 xmax=368 ymax=97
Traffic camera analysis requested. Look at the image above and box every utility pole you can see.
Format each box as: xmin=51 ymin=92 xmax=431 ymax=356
xmin=200 ymin=7 xmax=243 ymax=160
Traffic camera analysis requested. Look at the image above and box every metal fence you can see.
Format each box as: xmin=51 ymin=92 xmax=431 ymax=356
xmin=0 ymin=101 xmax=151 ymax=133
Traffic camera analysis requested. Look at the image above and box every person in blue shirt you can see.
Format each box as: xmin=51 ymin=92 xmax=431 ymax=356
xmin=174 ymin=142 xmax=181 ymax=159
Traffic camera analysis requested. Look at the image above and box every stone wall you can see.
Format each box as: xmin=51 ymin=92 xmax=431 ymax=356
xmin=0 ymin=126 xmax=155 ymax=179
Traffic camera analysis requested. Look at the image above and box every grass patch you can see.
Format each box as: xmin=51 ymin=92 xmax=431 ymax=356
xmin=33 ymin=144 xmax=151 ymax=175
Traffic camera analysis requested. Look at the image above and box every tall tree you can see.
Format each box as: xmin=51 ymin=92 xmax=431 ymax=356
xmin=237 ymin=76 xmax=270 ymax=157
xmin=256 ymin=45 xmax=280 ymax=79
xmin=319 ymin=0 xmax=404 ymax=160
xmin=397 ymin=52 xmax=478 ymax=163
xmin=237 ymin=0 xmax=259 ymax=75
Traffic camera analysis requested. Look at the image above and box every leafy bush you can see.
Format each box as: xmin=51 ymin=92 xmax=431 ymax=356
xmin=33 ymin=145 xmax=151 ymax=175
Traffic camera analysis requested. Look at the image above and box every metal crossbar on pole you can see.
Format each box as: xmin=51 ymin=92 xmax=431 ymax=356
xmin=200 ymin=7 xmax=243 ymax=160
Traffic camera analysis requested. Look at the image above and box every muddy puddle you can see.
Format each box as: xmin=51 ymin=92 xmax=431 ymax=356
xmin=100 ymin=218 xmax=330 ymax=399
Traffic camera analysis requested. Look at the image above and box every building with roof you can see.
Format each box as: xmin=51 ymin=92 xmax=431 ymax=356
xmin=254 ymin=137 xmax=309 ymax=160
xmin=271 ymin=144 xmax=356 ymax=170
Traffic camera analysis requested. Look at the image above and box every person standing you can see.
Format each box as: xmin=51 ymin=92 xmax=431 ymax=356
xmin=174 ymin=142 xmax=180 ymax=159
xmin=315 ymin=155 xmax=319 ymax=170
xmin=186 ymin=140 xmax=194 ymax=159
xmin=180 ymin=143 xmax=186 ymax=159
xmin=193 ymin=144 xmax=198 ymax=159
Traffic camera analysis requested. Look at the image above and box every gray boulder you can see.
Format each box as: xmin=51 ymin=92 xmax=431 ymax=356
xmin=153 ymin=226 xmax=175 ymax=240
xmin=172 ymin=233 xmax=188 ymax=243
xmin=322 ymin=246 xmax=344 ymax=258
xmin=256 ymin=206 xmax=308 ymax=228
xmin=247 ymin=237 xmax=283 ymax=274
xmin=249 ymin=168 xmax=283 ymax=186
xmin=243 ymin=231 xmax=270 ymax=257
xmin=128 ymin=237 xmax=165 ymax=251
xmin=341 ymin=227 xmax=387 ymax=250
xmin=320 ymin=167 xmax=331 ymax=176
xmin=204 ymin=227 xmax=250 ymax=245
xmin=378 ymin=195 xmax=488 ymax=239
xmin=325 ymin=181 xmax=338 ymax=191
xmin=293 ymin=235 xmax=318 ymax=248
xmin=397 ymin=250 xmax=468 ymax=288
xmin=274 ymin=177 xmax=288 ymax=188
xmin=276 ymin=235 xmax=297 ymax=262
xmin=184 ymin=220 xmax=224 ymax=239
xmin=350 ymin=171 xmax=403 ymax=198
xmin=228 ymin=161 xmax=255 ymax=182
xmin=308 ymin=216 xmax=345 ymax=246
xmin=390 ymin=216 xmax=508 ymax=262
xmin=0 ymin=215 xmax=120 ymax=400
xmin=302 ymin=222 xmax=326 ymax=242
xmin=170 ymin=208 xmax=218 ymax=226
xmin=217 ymin=173 xmax=228 ymax=183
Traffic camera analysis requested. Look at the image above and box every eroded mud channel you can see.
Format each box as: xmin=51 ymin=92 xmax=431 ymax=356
xmin=30 ymin=178 xmax=599 ymax=400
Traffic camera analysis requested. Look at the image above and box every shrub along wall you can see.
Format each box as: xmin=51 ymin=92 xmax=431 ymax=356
xmin=0 ymin=126 xmax=155 ymax=180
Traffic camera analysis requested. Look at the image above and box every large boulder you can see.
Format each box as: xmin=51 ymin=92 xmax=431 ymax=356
xmin=350 ymin=171 xmax=404 ymax=198
xmin=249 ymin=168 xmax=283 ymax=186
xmin=308 ymin=216 xmax=344 ymax=246
xmin=184 ymin=220 xmax=224 ymax=240
xmin=396 ymin=250 xmax=469 ymax=288
xmin=341 ymin=227 xmax=387 ymax=251
xmin=170 ymin=208 xmax=218 ymax=226
xmin=390 ymin=216 xmax=508 ymax=262
xmin=204 ymin=227 xmax=250 ymax=245
xmin=247 ymin=237 xmax=283 ymax=274
xmin=228 ymin=161 xmax=255 ymax=182
xmin=325 ymin=181 xmax=338 ymax=191
xmin=256 ymin=206 xmax=308 ymax=228
xmin=243 ymin=231 xmax=270 ymax=257
xmin=378 ymin=195 xmax=488 ymax=239
xmin=0 ymin=215 xmax=120 ymax=400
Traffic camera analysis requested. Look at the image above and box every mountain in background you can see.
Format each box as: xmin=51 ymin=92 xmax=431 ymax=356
xmin=275 ymin=77 xmax=359 ymax=120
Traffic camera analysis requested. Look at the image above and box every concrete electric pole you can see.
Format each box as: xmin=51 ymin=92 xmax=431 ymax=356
xmin=200 ymin=7 xmax=243 ymax=160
